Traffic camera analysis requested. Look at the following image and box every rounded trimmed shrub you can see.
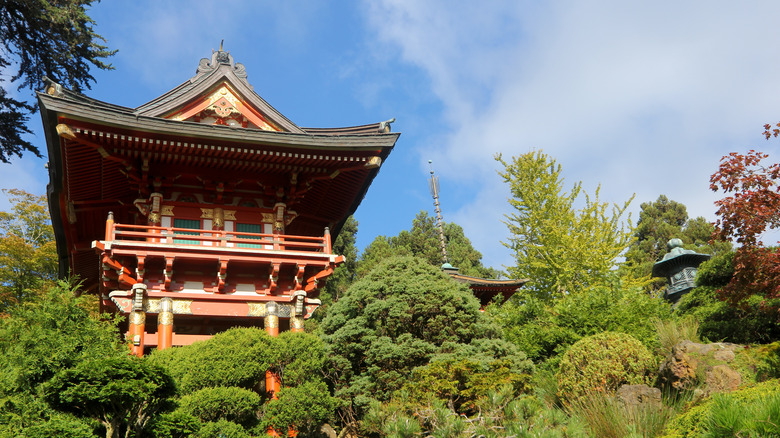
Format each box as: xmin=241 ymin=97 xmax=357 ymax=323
xmin=557 ymin=331 xmax=654 ymax=401
xmin=178 ymin=386 xmax=261 ymax=426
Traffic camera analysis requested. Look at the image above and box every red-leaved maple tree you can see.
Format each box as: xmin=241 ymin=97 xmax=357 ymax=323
xmin=708 ymin=125 xmax=780 ymax=309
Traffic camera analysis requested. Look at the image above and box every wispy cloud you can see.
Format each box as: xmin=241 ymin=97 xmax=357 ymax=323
xmin=362 ymin=0 xmax=780 ymax=268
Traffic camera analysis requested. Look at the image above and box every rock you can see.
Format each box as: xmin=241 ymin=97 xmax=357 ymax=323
xmin=616 ymin=384 xmax=662 ymax=408
xmin=658 ymin=340 xmax=746 ymax=394
xmin=706 ymin=365 xmax=741 ymax=392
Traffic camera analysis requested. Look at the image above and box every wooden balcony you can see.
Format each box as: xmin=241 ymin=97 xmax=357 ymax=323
xmin=93 ymin=216 xmax=343 ymax=295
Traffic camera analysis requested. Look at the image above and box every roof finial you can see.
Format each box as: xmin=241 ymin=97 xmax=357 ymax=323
xmin=219 ymin=39 xmax=224 ymax=51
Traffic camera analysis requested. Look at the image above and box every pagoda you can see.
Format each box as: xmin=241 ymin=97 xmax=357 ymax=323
xmin=38 ymin=47 xmax=399 ymax=355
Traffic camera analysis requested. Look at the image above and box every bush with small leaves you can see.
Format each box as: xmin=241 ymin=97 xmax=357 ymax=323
xmin=148 ymin=327 xmax=273 ymax=394
xmin=193 ymin=419 xmax=252 ymax=438
xmin=557 ymin=332 xmax=654 ymax=402
xmin=178 ymin=387 xmax=261 ymax=427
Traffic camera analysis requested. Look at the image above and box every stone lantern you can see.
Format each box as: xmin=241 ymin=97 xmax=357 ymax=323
xmin=651 ymin=238 xmax=711 ymax=303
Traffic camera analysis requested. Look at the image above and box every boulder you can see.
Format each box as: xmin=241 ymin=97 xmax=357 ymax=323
xmin=616 ymin=384 xmax=662 ymax=408
xmin=658 ymin=340 xmax=745 ymax=393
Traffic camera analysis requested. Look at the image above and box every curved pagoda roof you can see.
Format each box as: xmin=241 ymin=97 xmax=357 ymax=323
xmin=38 ymin=48 xmax=399 ymax=283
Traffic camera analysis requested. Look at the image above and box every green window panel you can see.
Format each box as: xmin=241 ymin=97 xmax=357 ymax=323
xmin=173 ymin=218 xmax=201 ymax=244
xmin=236 ymin=223 xmax=265 ymax=248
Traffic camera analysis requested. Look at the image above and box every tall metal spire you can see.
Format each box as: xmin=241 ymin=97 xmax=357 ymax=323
xmin=428 ymin=160 xmax=449 ymax=264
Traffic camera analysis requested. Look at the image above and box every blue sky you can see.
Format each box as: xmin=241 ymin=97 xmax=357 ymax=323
xmin=6 ymin=1 xmax=780 ymax=271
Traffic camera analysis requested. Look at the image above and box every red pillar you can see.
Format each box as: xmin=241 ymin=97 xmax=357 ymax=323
xmin=157 ymin=297 xmax=173 ymax=350
xmin=128 ymin=283 xmax=147 ymax=357
xmin=291 ymin=315 xmax=304 ymax=333
xmin=265 ymin=301 xmax=281 ymax=437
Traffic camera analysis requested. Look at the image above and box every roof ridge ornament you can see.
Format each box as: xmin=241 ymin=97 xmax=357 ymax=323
xmin=195 ymin=42 xmax=248 ymax=82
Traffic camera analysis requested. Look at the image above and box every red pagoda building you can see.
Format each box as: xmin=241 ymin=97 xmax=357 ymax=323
xmin=39 ymin=48 xmax=399 ymax=355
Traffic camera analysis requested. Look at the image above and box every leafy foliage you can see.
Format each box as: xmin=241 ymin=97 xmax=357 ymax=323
xmin=193 ymin=419 xmax=252 ymax=438
xmin=0 ymin=0 xmax=115 ymax=161
xmin=0 ymin=281 xmax=122 ymax=436
xmin=497 ymin=151 xmax=634 ymax=298
xmin=177 ymin=387 xmax=261 ymax=426
xmin=0 ymin=281 xmax=122 ymax=394
xmin=661 ymin=379 xmax=780 ymax=437
xmin=624 ymin=195 xmax=729 ymax=290
xmin=493 ymin=276 xmax=672 ymax=366
xmin=149 ymin=329 xmax=336 ymax=436
xmin=402 ymin=358 xmax=531 ymax=415
xmin=675 ymin=251 xmax=780 ymax=344
xmin=262 ymin=380 xmax=337 ymax=435
xmin=44 ymin=355 xmax=176 ymax=438
xmin=358 ymin=211 xmax=497 ymax=279
xmin=556 ymin=332 xmax=654 ymax=402
xmin=364 ymin=387 xmax=587 ymax=438
xmin=148 ymin=327 xmax=274 ymax=394
xmin=319 ymin=215 xmax=359 ymax=316
xmin=709 ymin=148 xmax=780 ymax=309
xmin=0 ymin=189 xmax=57 ymax=313
xmin=321 ymin=255 xmax=523 ymax=427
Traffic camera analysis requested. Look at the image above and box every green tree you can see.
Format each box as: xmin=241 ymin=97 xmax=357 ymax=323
xmin=492 ymin=275 xmax=672 ymax=367
xmin=44 ymin=355 xmax=176 ymax=438
xmin=624 ymin=195 xmax=730 ymax=290
xmin=320 ymin=256 xmax=530 ymax=432
xmin=0 ymin=0 xmax=115 ymax=161
xmin=318 ymin=215 xmax=359 ymax=315
xmin=497 ymin=151 xmax=634 ymax=299
xmin=0 ymin=189 xmax=57 ymax=313
xmin=358 ymin=211 xmax=498 ymax=279
xmin=675 ymin=251 xmax=780 ymax=344
xmin=0 ymin=281 xmax=124 ymax=436
xmin=149 ymin=328 xmax=336 ymax=436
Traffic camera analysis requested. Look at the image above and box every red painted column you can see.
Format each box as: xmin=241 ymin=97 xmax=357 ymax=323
xmin=157 ymin=297 xmax=173 ymax=350
xmin=290 ymin=315 xmax=304 ymax=333
xmin=128 ymin=283 xmax=147 ymax=357
xmin=265 ymin=301 xmax=282 ymax=437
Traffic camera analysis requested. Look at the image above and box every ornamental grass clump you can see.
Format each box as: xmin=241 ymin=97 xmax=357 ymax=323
xmin=557 ymin=332 xmax=655 ymax=402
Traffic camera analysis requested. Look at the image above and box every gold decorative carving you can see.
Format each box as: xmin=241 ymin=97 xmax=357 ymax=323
xmin=130 ymin=311 xmax=146 ymax=325
xmin=201 ymin=208 xmax=236 ymax=221
xmin=161 ymin=205 xmax=174 ymax=216
xmin=261 ymin=213 xmax=274 ymax=224
xmin=148 ymin=212 xmax=161 ymax=224
xmin=213 ymin=208 xmax=224 ymax=229
xmin=247 ymin=302 xmax=267 ymax=317
xmin=56 ymin=124 xmax=76 ymax=140
xmin=265 ymin=314 xmax=279 ymax=329
xmin=172 ymin=300 xmax=192 ymax=314
xmin=145 ymin=299 xmax=161 ymax=313
xmin=365 ymin=156 xmax=382 ymax=168
xmin=291 ymin=316 xmax=304 ymax=330
xmin=159 ymin=311 xmax=174 ymax=326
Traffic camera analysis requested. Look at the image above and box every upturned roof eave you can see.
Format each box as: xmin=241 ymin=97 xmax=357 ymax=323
xmin=38 ymin=92 xmax=400 ymax=151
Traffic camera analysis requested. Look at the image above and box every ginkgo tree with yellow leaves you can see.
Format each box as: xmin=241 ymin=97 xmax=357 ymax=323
xmin=497 ymin=151 xmax=635 ymax=299
xmin=0 ymin=189 xmax=57 ymax=313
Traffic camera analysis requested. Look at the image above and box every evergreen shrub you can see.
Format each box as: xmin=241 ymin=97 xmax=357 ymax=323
xmin=178 ymin=387 xmax=261 ymax=426
xmin=557 ymin=332 xmax=654 ymax=402
xmin=661 ymin=379 xmax=780 ymax=437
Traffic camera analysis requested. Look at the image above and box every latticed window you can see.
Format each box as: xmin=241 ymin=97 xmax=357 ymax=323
xmin=236 ymin=223 xmax=265 ymax=248
xmin=173 ymin=218 xmax=200 ymax=244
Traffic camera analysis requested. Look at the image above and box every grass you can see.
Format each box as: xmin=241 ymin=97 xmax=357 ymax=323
xmin=653 ymin=317 xmax=700 ymax=355
xmin=569 ymin=390 xmax=694 ymax=438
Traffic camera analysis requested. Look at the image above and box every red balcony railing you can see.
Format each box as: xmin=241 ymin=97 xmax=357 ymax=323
xmin=102 ymin=220 xmax=332 ymax=254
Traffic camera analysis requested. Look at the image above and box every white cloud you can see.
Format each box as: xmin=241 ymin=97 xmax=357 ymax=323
xmin=364 ymin=0 xmax=780 ymax=268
